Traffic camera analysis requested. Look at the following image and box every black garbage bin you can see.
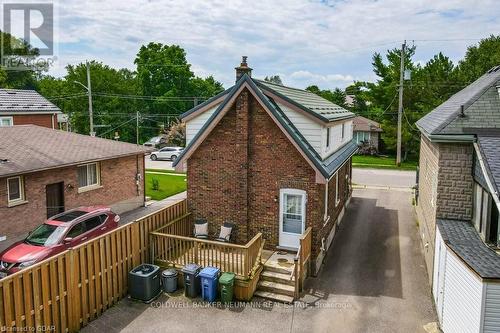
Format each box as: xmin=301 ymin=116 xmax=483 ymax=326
xmin=161 ymin=268 xmax=178 ymax=293
xmin=182 ymin=263 xmax=201 ymax=298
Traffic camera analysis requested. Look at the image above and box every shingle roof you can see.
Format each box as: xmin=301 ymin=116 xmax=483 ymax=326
xmin=353 ymin=115 xmax=383 ymax=132
xmin=477 ymin=135 xmax=500 ymax=193
xmin=416 ymin=65 xmax=500 ymax=135
xmin=179 ymin=87 xmax=231 ymax=120
xmin=0 ymin=89 xmax=61 ymax=113
xmin=173 ymin=75 xmax=357 ymax=179
xmin=437 ymin=219 xmax=500 ymax=279
xmin=0 ymin=125 xmax=149 ymax=177
xmin=255 ymin=80 xmax=355 ymax=122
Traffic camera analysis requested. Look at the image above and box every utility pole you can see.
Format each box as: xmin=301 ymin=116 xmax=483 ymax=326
xmin=86 ymin=61 xmax=95 ymax=137
xmin=136 ymin=111 xmax=140 ymax=145
xmin=396 ymin=41 xmax=406 ymax=167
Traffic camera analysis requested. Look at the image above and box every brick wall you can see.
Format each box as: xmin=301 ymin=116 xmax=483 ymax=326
xmin=436 ymin=143 xmax=474 ymax=221
xmin=416 ymin=135 xmax=440 ymax=281
xmin=13 ymin=114 xmax=54 ymax=128
xmin=416 ymin=135 xmax=474 ymax=282
xmin=187 ymin=89 xmax=352 ymax=270
xmin=0 ymin=155 xmax=144 ymax=241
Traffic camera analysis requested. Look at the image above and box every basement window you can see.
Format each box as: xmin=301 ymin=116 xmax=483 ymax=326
xmin=78 ymin=162 xmax=101 ymax=191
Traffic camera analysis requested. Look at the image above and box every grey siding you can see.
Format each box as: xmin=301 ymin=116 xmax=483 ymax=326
xmin=484 ymin=282 xmax=500 ymax=333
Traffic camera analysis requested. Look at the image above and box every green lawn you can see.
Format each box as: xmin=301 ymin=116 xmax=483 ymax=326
xmin=352 ymin=155 xmax=418 ymax=171
xmin=145 ymin=170 xmax=187 ymax=200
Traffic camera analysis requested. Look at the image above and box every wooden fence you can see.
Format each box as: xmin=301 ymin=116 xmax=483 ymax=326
xmin=0 ymin=199 xmax=188 ymax=332
xmin=293 ymin=227 xmax=312 ymax=297
xmin=150 ymin=216 xmax=263 ymax=278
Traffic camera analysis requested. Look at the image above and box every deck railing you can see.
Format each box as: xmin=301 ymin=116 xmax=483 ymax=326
xmin=150 ymin=217 xmax=263 ymax=278
xmin=292 ymin=226 xmax=312 ymax=297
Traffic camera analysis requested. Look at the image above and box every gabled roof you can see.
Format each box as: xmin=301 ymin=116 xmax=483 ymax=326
xmin=438 ymin=219 xmax=500 ymax=280
xmin=255 ymin=80 xmax=354 ymax=122
xmin=179 ymin=87 xmax=231 ymax=120
xmin=353 ymin=115 xmax=383 ymax=132
xmin=0 ymin=125 xmax=149 ymax=177
xmin=173 ymin=74 xmax=357 ymax=180
xmin=416 ymin=65 xmax=500 ymax=136
xmin=0 ymin=89 xmax=61 ymax=114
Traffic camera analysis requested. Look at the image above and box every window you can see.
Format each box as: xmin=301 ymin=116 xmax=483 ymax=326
xmin=355 ymin=131 xmax=370 ymax=144
xmin=85 ymin=215 xmax=106 ymax=231
xmin=7 ymin=176 xmax=25 ymax=205
xmin=77 ymin=163 xmax=100 ymax=189
xmin=67 ymin=222 xmax=85 ymax=238
xmin=335 ymin=173 xmax=340 ymax=206
xmin=341 ymin=123 xmax=345 ymax=140
xmin=473 ymin=182 xmax=500 ymax=246
xmin=0 ymin=117 xmax=13 ymax=127
xmin=326 ymin=127 xmax=330 ymax=148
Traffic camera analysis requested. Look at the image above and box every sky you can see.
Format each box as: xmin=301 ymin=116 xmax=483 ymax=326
xmin=20 ymin=0 xmax=500 ymax=89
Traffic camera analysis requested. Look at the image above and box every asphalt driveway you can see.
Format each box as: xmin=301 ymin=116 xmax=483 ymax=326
xmin=81 ymin=188 xmax=437 ymax=333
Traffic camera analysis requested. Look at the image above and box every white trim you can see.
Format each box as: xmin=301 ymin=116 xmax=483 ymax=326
xmin=335 ymin=172 xmax=340 ymax=206
xmin=474 ymin=142 xmax=500 ymax=212
xmin=77 ymin=162 xmax=101 ymax=190
xmin=279 ymin=188 xmax=306 ymax=249
xmin=0 ymin=116 xmax=13 ymax=127
xmin=7 ymin=176 xmax=25 ymax=205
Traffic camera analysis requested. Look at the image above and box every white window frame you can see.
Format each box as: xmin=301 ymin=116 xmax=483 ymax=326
xmin=335 ymin=172 xmax=340 ymax=206
xmin=7 ymin=176 xmax=26 ymax=207
xmin=279 ymin=188 xmax=306 ymax=236
xmin=77 ymin=162 xmax=101 ymax=192
xmin=0 ymin=116 xmax=13 ymax=127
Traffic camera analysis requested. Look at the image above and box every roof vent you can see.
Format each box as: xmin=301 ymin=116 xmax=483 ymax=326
xmin=459 ymin=105 xmax=466 ymax=118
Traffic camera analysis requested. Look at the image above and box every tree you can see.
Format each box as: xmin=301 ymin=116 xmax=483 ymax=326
xmin=455 ymin=35 xmax=500 ymax=84
xmin=0 ymin=31 xmax=45 ymax=89
xmin=306 ymin=85 xmax=346 ymax=108
xmin=166 ymin=120 xmax=186 ymax=147
xmin=264 ymin=75 xmax=283 ymax=85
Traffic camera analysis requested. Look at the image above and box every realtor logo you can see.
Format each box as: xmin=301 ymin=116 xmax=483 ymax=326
xmin=1 ymin=2 xmax=57 ymax=70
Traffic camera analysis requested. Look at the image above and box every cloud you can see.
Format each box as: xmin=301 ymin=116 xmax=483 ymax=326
xmin=42 ymin=0 xmax=500 ymax=89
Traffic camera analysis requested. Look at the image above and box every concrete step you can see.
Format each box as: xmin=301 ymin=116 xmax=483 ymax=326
xmin=257 ymin=280 xmax=295 ymax=297
xmin=253 ymin=290 xmax=294 ymax=304
xmin=263 ymin=263 xmax=294 ymax=275
xmin=261 ymin=270 xmax=295 ymax=285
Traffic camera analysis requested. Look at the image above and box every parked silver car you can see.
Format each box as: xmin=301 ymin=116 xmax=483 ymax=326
xmin=150 ymin=147 xmax=183 ymax=161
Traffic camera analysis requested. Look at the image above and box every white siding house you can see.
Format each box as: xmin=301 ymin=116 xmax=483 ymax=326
xmin=434 ymin=223 xmax=500 ymax=333
xmin=185 ymin=104 xmax=220 ymax=146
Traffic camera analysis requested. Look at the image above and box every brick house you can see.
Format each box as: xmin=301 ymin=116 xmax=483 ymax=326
xmin=174 ymin=58 xmax=357 ymax=275
xmin=0 ymin=89 xmax=64 ymax=129
xmin=415 ymin=66 xmax=500 ymax=332
xmin=0 ymin=125 xmax=148 ymax=246
xmin=353 ymin=115 xmax=382 ymax=151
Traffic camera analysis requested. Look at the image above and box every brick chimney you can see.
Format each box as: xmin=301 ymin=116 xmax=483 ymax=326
xmin=235 ymin=56 xmax=252 ymax=82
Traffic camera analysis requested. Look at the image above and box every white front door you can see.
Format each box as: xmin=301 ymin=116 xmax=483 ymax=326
xmin=279 ymin=189 xmax=306 ymax=249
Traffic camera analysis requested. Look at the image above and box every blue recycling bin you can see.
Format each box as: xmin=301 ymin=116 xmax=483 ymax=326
xmin=199 ymin=267 xmax=220 ymax=302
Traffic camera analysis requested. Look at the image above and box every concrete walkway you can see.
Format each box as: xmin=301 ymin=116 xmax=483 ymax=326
xmin=81 ymin=188 xmax=437 ymax=333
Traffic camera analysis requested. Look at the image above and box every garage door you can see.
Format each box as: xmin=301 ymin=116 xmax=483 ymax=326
xmin=435 ymin=228 xmax=483 ymax=333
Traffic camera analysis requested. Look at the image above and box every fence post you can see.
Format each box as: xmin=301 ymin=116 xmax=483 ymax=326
xmin=293 ymin=257 xmax=299 ymax=300
xmin=66 ymin=249 xmax=80 ymax=332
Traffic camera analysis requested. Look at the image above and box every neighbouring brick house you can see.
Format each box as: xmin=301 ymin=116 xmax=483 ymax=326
xmin=415 ymin=65 xmax=500 ymax=333
xmin=353 ymin=115 xmax=382 ymax=151
xmin=174 ymin=58 xmax=357 ymax=275
xmin=0 ymin=125 xmax=148 ymax=246
xmin=0 ymin=89 xmax=65 ymax=129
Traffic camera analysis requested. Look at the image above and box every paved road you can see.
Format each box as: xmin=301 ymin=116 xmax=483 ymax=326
xmin=81 ymin=188 xmax=437 ymax=333
xmin=144 ymin=157 xmax=174 ymax=170
xmin=352 ymin=168 xmax=416 ymax=188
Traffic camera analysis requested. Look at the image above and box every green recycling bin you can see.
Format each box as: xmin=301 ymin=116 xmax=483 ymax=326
xmin=219 ymin=272 xmax=236 ymax=303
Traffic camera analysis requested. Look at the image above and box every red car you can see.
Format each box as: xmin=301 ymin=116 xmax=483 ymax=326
xmin=0 ymin=206 xmax=120 ymax=277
